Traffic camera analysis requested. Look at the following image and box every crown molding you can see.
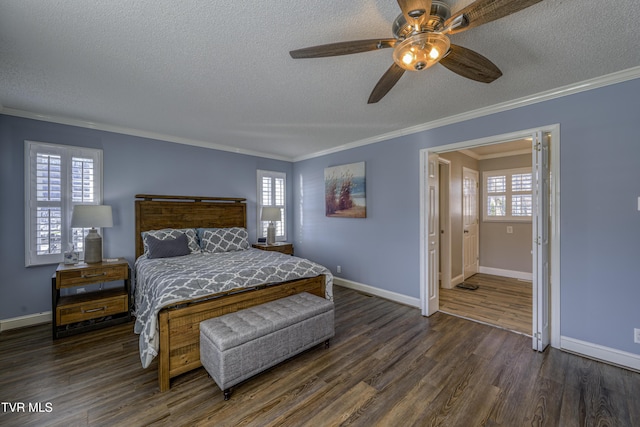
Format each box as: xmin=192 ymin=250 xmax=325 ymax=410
xmin=459 ymin=149 xmax=480 ymax=160
xmin=3 ymin=66 xmax=639 ymax=163
xmin=294 ymin=66 xmax=640 ymax=161
xmin=0 ymin=107 xmax=292 ymax=162
xmin=460 ymin=148 xmax=532 ymax=161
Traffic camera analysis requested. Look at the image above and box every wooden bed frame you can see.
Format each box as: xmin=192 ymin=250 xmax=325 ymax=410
xmin=134 ymin=194 xmax=326 ymax=391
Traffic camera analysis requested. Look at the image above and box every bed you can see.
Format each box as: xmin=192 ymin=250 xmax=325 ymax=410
xmin=133 ymin=194 xmax=332 ymax=391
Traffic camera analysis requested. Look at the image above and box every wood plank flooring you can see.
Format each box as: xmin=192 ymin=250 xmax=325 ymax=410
xmin=1 ymin=285 xmax=638 ymax=426
xmin=440 ymin=273 xmax=533 ymax=335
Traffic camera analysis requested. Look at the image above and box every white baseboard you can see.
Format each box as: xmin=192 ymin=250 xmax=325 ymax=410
xmin=0 ymin=312 xmax=52 ymax=332
xmin=333 ymin=277 xmax=420 ymax=308
xmin=561 ymin=336 xmax=640 ymax=372
xmin=478 ymin=266 xmax=532 ymax=281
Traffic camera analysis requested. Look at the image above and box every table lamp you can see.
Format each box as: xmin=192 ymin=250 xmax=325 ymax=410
xmin=261 ymin=207 xmax=281 ymax=245
xmin=71 ymin=205 xmax=113 ymax=263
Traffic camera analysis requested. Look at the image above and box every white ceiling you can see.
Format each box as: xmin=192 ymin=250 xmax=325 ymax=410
xmin=1 ymin=0 xmax=639 ymax=161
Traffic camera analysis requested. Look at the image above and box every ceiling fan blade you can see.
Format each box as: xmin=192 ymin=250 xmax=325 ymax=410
xmin=290 ymin=39 xmax=396 ymax=59
xmin=439 ymin=44 xmax=502 ymax=83
xmin=397 ymin=0 xmax=433 ymax=28
xmin=445 ymin=0 xmax=542 ymax=34
xmin=368 ymin=63 xmax=406 ymax=104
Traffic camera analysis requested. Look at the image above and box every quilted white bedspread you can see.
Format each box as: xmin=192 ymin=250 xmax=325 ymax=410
xmin=133 ymin=248 xmax=333 ymax=368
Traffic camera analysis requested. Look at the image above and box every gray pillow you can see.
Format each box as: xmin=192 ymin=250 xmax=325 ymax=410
xmin=145 ymin=233 xmax=191 ymax=259
xmin=142 ymin=228 xmax=200 ymax=254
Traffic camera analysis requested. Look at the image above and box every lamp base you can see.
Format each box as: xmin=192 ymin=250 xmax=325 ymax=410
xmin=266 ymin=223 xmax=276 ymax=245
xmin=84 ymin=228 xmax=103 ymax=263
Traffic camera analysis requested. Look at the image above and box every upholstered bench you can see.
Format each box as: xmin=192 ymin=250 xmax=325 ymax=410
xmin=199 ymin=292 xmax=334 ymax=400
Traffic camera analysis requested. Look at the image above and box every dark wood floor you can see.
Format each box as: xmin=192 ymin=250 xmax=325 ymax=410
xmin=1 ymin=286 xmax=638 ymax=426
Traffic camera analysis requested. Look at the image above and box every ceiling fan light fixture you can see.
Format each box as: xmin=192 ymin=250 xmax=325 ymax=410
xmin=392 ymin=32 xmax=450 ymax=71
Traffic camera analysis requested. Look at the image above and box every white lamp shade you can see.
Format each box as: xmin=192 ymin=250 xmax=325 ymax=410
xmin=71 ymin=205 xmax=113 ymax=228
xmin=261 ymin=207 xmax=281 ymax=222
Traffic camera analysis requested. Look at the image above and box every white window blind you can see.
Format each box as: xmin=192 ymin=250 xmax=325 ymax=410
xmin=257 ymin=170 xmax=286 ymax=241
xmin=511 ymin=173 xmax=532 ymax=217
xmin=483 ymin=167 xmax=532 ymax=222
xmin=486 ymin=175 xmax=506 ymax=217
xmin=25 ymin=141 xmax=103 ymax=266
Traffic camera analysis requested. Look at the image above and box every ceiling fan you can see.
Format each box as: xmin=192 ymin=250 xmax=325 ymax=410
xmin=289 ymin=0 xmax=543 ymax=103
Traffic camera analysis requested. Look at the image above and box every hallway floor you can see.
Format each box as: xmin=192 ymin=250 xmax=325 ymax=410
xmin=439 ymin=273 xmax=532 ymax=335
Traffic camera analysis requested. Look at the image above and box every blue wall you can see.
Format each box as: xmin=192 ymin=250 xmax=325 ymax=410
xmin=293 ymin=78 xmax=640 ymax=355
xmin=0 ymin=115 xmax=292 ymax=319
xmin=2 ymin=77 xmax=639 ymax=358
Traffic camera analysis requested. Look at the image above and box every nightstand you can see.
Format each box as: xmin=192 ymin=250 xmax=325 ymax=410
xmin=51 ymin=258 xmax=131 ymax=339
xmin=252 ymin=242 xmax=294 ymax=256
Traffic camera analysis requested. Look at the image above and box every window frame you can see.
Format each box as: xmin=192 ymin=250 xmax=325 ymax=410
xmin=482 ymin=167 xmax=533 ymax=223
xmin=256 ymin=170 xmax=286 ymax=242
xmin=24 ymin=141 xmax=103 ymax=266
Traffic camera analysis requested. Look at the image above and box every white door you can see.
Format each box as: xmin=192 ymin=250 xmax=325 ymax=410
xmin=439 ymin=160 xmax=452 ymax=289
xmin=532 ymin=131 xmax=550 ymax=351
xmin=425 ymin=153 xmax=440 ymax=316
xmin=462 ymin=167 xmax=479 ymax=280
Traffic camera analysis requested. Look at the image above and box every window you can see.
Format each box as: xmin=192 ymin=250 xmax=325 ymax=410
xmin=25 ymin=141 xmax=103 ymax=266
xmin=483 ymin=167 xmax=532 ymax=222
xmin=257 ymin=170 xmax=286 ymax=241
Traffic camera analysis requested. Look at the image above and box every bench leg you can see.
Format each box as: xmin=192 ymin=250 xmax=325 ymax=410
xmin=223 ymin=389 xmax=232 ymax=401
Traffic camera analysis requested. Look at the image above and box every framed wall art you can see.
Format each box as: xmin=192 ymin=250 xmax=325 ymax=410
xmin=324 ymin=161 xmax=366 ymax=218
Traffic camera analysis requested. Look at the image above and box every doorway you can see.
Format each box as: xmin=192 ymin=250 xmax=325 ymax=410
xmin=419 ymin=125 xmax=560 ymax=351
xmin=440 ymin=144 xmax=532 ymax=334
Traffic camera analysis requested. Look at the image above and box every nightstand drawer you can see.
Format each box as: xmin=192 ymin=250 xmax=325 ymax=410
xmin=271 ymin=245 xmax=293 ymax=255
xmin=57 ymin=293 xmax=128 ymax=326
xmin=57 ymin=264 xmax=128 ymax=288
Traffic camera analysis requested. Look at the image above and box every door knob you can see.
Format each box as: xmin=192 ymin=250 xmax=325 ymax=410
xmin=464 ymin=230 xmax=469 ymax=234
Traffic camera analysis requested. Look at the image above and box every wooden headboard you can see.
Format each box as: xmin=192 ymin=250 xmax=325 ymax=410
xmin=134 ymin=194 xmax=247 ymax=259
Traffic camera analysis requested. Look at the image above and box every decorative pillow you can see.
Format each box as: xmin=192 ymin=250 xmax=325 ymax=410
xmin=145 ymin=233 xmax=190 ymax=259
xmin=198 ymin=227 xmax=249 ymax=253
xmin=142 ymin=228 xmax=200 ymax=254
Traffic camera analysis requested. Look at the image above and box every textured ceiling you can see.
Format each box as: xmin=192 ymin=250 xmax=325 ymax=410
xmin=1 ymin=0 xmax=639 ymax=160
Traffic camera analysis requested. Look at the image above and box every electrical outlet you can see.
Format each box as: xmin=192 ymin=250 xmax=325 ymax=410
xmin=336 ymin=265 xmax=341 ymax=274
xmin=635 ymin=328 xmax=640 ymax=344
xmin=507 ymin=226 xmax=513 ymax=234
